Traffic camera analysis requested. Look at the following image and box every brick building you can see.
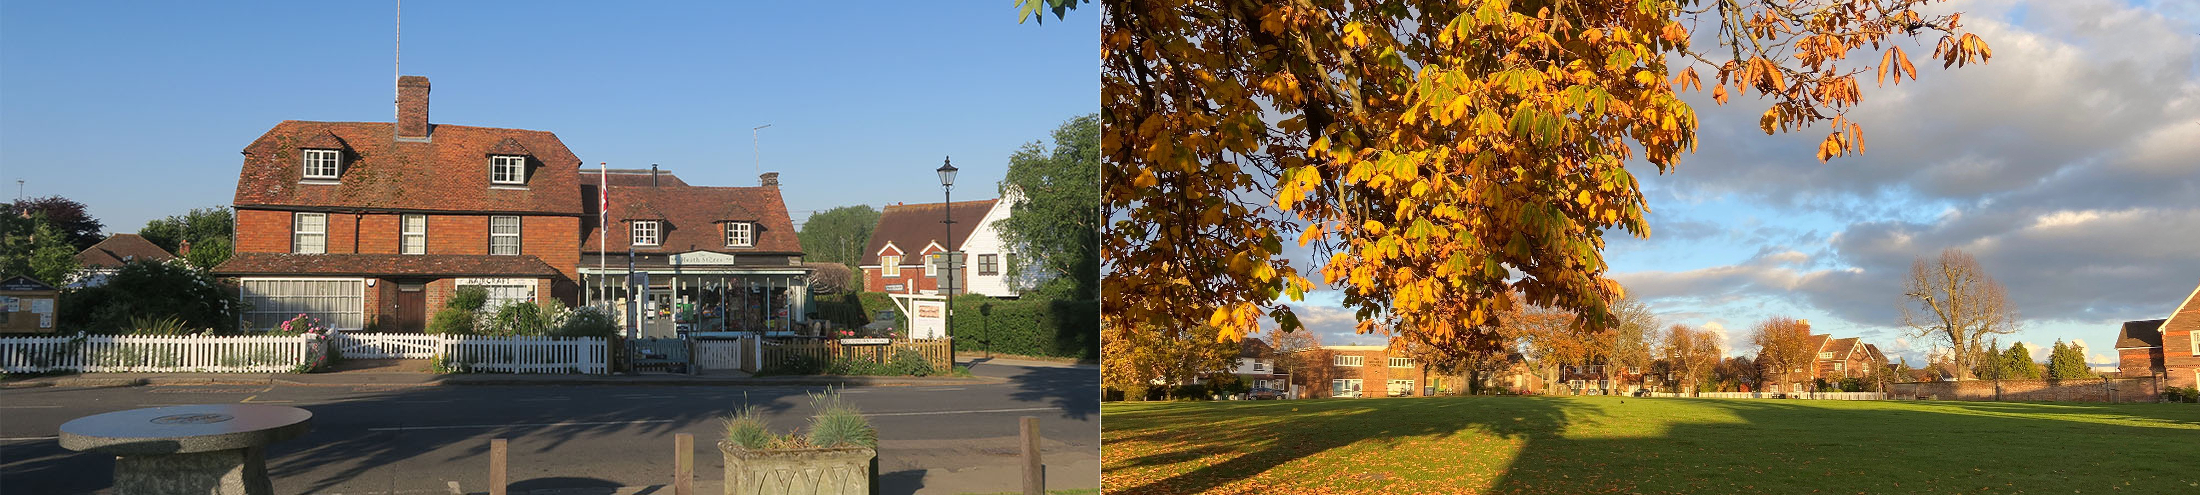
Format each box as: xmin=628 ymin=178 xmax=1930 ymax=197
xmin=214 ymin=76 xmax=588 ymax=332
xmin=2123 ymin=281 xmax=2200 ymax=389
xmin=858 ymin=198 xmax=1037 ymax=298
xmin=1291 ymin=345 xmax=1442 ymax=398
xmin=574 ymin=168 xmax=807 ymax=337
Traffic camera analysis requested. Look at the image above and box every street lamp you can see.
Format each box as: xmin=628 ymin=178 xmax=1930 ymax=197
xmin=936 ymin=157 xmax=958 ymax=350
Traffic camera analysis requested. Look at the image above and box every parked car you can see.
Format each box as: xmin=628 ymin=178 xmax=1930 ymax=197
xmin=1247 ymin=388 xmax=1285 ymax=400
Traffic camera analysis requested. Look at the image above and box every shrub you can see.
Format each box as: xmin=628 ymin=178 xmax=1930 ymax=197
xmin=446 ymin=286 xmax=489 ymax=311
xmin=58 ymin=259 xmax=240 ymax=334
xmin=482 ymin=301 xmax=552 ymax=336
xmin=2164 ymin=386 xmax=2200 ymax=404
xmin=553 ymin=306 xmax=620 ymax=338
xmin=887 ymin=348 xmax=933 ymax=377
xmin=129 ymin=315 xmax=191 ymax=336
xmin=428 ymin=307 xmax=477 ymax=335
xmin=944 ymin=295 xmax=1097 ymax=360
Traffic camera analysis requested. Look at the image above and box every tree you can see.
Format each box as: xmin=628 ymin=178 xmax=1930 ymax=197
xmin=1101 ymin=323 xmax=1236 ymax=401
xmin=1716 ymin=356 xmax=1763 ymax=392
xmin=1604 ymin=296 xmax=1660 ymax=390
xmin=2047 ymin=340 xmax=2093 ymax=380
xmin=12 ymin=196 xmax=104 ymax=250
xmin=996 ymin=113 xmax=1100 ymax=302
xmin=0 ymin=211 xmax=80 ymax=285
xmin=1100 ymin=0 xmax=1995 ymax=359
xmin=1267 ymin=327 xmax=1324 ymax=374
xmin=1750 ymin=317 xmax=1817 ymax=393
xmin=1990 ymin=341 xmax=2041 ymax=380
xmin=1659 ymin=324 xmax=1721 ymax=393
xmin=805 ymin=262 xmax=857 ymax=294
xmin=797 ymin=205 xmax=880 ymax=272
xmin=139 ymin=206 xmax=234 ymax=269
xmin=1900 ymin=248 xmax=2020 ymax=381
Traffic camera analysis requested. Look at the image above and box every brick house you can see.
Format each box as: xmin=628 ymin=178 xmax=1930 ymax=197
xmin=2115 ymin=319 xmax=2166 ymax=380
xmin=1291 ymin=345 xmax=1441 ymax=398
xmin=2128 ymin=281 xmax=2200 ymax=389
xmin=1228 ymin=338 xmax=1288 ymax=391
xmin=574 ymin=168 xmax=808 ymax=337
xmin=213 ymin=76 xmax=583 ymax=332
xmin=859 ymin=199 xmax=1033 ymax=297
xmin=1813 ymin=336 xmax=1885 ymax=381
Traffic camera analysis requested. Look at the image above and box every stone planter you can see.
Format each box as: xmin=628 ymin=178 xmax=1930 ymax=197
xmin=720 ymin=441 xmax=877 ymax=495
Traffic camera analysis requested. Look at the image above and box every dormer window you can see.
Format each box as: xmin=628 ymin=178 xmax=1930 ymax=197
xmin=632 ymin=221 xmax=660 ymax=246
xmin=491 ymin=155 xmax=527 ymax=185
xmin=302 ymin=149 xmax=341 ymax=180
xmin=725 ymin=222 xmax=753 ymax=247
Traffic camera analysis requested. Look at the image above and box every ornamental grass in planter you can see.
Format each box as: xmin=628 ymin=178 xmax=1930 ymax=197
xmin=721 ymin=389 xmax=878 ymax=495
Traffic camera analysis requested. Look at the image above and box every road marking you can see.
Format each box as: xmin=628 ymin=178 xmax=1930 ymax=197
xmin=367 ymin=419 xmax=676 ymax=432
xmin=240 ymin=395 xmax=295 ymax=404
xmin=864 ymin=407 xmax=1061 ymax=417
xmin=1 ymin=436 xmax=57 ymax=441
xmin=0 ymin=405 xmax=62 ymax=409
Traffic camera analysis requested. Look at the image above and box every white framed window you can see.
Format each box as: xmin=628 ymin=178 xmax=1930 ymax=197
xmin=1819 ymin=352 xmax=1834 ymax=359
xmin=1334 ymin=355 xmax=1363 ymax=367
xmin=1252 ymin=362 xmax=1267 ymax=372
xmin=882 ymin=255 xmax=901 ymax=277
xmin=925 ymin=253 xmax=940 ymax=278
xmin=1834 ymin=362 xmax=1845 ymax=372
xmin=491 ymin=155 xmax=526 ymax=185
xmin=1331 ymin=379 xmax=1363 ymax=397
xmin=293 ymin=213 xmax=326 ymax=254
xmin=240 ymin=278 xmax=364 ymax=330
xmin=489 ymin=216 xmax=521 ymax=255
xmin=401 ymin=214 xmax=426 ymax=255
xmin=1389 ymin=357 xmax=1415 ymax=368
xmin=1388 ymin=379 xmax=1416 ymax=397
xmin=302 ymin=149 xmax=340 ymax=180
xmin=459 ymin=279 xmax=537 ymax=309
xmin=725 ymin=222 xmax=753 ymax=247
xmin=631 ymin=220 xmax=660 ymax=246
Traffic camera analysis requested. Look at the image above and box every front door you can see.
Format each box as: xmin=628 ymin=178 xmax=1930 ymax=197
xmin=395 ymin=283 xmax=427 ymax=332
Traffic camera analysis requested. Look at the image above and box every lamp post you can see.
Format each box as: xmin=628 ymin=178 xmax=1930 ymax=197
xmin=936 ymin=157 xmax=958 ymax=351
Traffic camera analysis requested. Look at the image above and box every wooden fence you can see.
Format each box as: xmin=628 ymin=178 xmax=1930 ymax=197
xmin=332 ymin=332 xmax=443 ymax=359
xmin=439 ymin=336 xmax=608 ymax=374
xmin=758 ymin=338 xmax=951 ymax=372
xmin=0 ymin=334 xmax=310 ymax=373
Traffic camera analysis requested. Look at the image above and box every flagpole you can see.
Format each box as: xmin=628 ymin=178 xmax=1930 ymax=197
xmin=599 ymin=162 xmax=609 ymax=317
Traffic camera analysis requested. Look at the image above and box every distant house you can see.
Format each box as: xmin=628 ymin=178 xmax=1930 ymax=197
xmin=1813 ymin=335 xmax=1886 ymax=382
xmin=2134 ymin=280 xmax=2200 ymax=389
xmin=1228 ymin=338 xmax=1288 ymax=391
xmin=1290 ymin=345 xmax=1443 ymax=398
xmin=69 ymin=233 xmax=176 ymax=287
xmin=2115 ymin=319 xmax=2166 ymax=379
xmin=859 ymin=198 xmax=1034 ymax=297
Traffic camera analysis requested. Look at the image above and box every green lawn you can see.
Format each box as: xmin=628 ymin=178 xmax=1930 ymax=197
xmin=1103 ymin=396 xmax=2200 ymax=494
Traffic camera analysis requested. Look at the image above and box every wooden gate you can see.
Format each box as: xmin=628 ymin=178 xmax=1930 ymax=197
xmin=694 ymin=338 xmax=745 ymax=371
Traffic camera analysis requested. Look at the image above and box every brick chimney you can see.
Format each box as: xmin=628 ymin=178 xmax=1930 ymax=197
xmin=396 ymin=76 xmax=432 ymax=141
xmin=759 ymin=172 xmax=780 ymax=187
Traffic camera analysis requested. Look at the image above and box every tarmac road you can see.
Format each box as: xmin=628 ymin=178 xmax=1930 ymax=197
xmin=0 ymin=360 xmax=1098 ymax=494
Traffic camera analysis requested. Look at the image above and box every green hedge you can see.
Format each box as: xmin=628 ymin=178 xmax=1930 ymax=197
xmin=947 ymin=295 xmax=1096 ymax=360
xmin=814 ymin=292 xmax=903 ymax=330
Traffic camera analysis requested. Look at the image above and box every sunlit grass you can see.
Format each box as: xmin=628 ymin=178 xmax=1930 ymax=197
xmin=1102 ymin=396 xmax=2200 ymax=494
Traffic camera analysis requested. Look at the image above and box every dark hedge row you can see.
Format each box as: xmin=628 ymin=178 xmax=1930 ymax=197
xmin=812 ymin=292 xmax=1095 ymax=360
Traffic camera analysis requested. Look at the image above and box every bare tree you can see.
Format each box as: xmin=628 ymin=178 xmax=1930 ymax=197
xmin=1900 ymin=249 xmax=2020 ymax=381
xmin=804 ymin=262 xmax=857 ymax=294
xmin=1605 ymin=296 xmax=1661 ymax=391
xmin=1750 ymin=317 xmax=1818 ymax=393
xmin=1268 ymin=328 xmax=1324 ymax=375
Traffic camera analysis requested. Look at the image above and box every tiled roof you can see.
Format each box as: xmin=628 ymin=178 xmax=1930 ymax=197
xmin=580 ymin=169 xmax=690 ymax=188
xmin=1807 ymin=334 xmax=1832 ymax=355
xmin=580 ymin=183 xmax=800 ymax=255
xmin=860 ymin=200 xmax=999 ymax=266
xmin=212 ymin=253 xmax=562 ymax=278
xmin=1824 ymin=337 xmax=1860 ymax=360
xmin=1240 ymin=338 xmax=1275 ymax=358
xmin=234 ymin=121 xmax=583 ymax=215
xmin=75 ymin=234 xmax=176 ymax=268
xmin=2117 ymin=319 xmax=2166 ymax=348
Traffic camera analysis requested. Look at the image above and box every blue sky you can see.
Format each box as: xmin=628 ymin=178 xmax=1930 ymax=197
xmin=0 ymin=1 xmax=1095 ymax=231
xmin=1283 ymin=0 xmax=2200 ymax=370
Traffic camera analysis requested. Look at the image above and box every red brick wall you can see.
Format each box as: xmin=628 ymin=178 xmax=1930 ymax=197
xmin=2118 ymin=348 xmax=2164 ymax=377
xmin=863 ymin=264 xmax=942 ymax=293
xmin=524 ymin=216 xmax=581 ymax=282
xmin=357 ymin=214 xmax=401 ymax=254
xmin=1889 ymin=377 xmax=2160 ymax=403
xmin=427 ymin=215 xmax=489 ymax=255
xmin=236 ymin=209 xmax=292 ymax=253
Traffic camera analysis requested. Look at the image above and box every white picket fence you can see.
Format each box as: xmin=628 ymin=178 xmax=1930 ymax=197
xmin=1651 ymin=391 xmax=1885 ymax=400
xmin=333 ymin=332 xmax=443 ymax=359
xmin=0 ymin=334 xmax=310 ymax=373
xmin=439 ymin=336 xmax=607 ymax=374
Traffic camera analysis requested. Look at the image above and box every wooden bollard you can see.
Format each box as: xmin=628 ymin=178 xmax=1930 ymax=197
xmin=1020 ymin=416 xmax=1042 ymax=495
xmin=675 ymin=433 xmax=695 ymax=495
xmin=490 ymin=438 xmax=508 ymax=495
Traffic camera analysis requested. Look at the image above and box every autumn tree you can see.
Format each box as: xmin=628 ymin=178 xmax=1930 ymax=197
xmin=1750 ymin=317 xmax=1818 ymax=393
xmin=1658 ymin=324 xmax=1720 ymax=393
xmin=1099 ymin=0 xmax=1995 ymax=359
xmin=1603 ymin=295 xmax=1660 ymax=390
xmin=1101 ymin=323 xmax=1237 ymax=401
xmin=1268 ymin=327 xmax=1326 ymax=375
xmin=1716 ymin=356 xmax=1762 ymax=392
xmin=1900 ymin=248 xmax=2019 ymax=381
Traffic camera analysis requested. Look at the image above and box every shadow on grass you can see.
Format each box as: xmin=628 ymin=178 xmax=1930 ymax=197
xmin=1107 ymin=396 xmax=2200 ymax=494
